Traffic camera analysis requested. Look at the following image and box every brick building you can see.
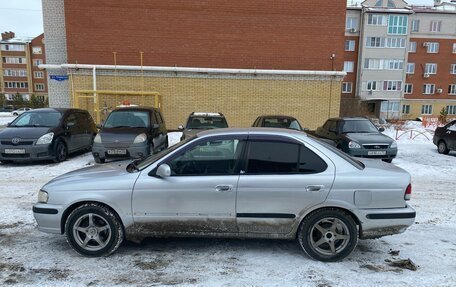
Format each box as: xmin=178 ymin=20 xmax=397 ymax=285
xmin=0 ymin=32 xmax=48 ymax=103
xmin=42 ymin=0 xmax=347 ymax=129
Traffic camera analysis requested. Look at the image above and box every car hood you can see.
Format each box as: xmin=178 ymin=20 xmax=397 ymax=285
xmin=99 ymin=127 xmax=148 ymax=143
xmin=43 ymin=160 xmax=140 ymax=192
xmin=0 ymin=127 xmax=54 ymax=139
xmin=343 ymin=132 xmax=394 ymax=144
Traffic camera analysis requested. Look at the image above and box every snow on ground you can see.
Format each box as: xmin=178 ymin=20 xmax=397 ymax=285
xmin=0 ymin=112 xmax=16 ymax=126
xmin=0 ymin=132 xmax=455 ymax=286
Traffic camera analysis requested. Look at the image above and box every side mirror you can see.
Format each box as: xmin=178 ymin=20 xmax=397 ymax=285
xmin=156 ymin=164 xmax=171 ymax=178
xmin=152 ymin=123 xmax=160 ymax=129
xmin=178 ymin=124 xmax=184 ymax=130
xmin=378 ymin=127 xmax=385 ymax=132
xmin=302 ymin=127 xmax=309 ymax=132
xmin=96 ymin=124 xmax=103 ymax=129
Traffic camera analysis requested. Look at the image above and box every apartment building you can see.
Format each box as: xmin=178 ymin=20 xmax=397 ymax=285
xmin=343 ymin=0 xmax=456 ymax=120
xmin=0 ymin=32 xmax=48 ymax=103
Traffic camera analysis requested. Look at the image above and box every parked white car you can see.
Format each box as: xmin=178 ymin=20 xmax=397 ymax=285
xmin=11 ymin=107 xmax=32 ymax=116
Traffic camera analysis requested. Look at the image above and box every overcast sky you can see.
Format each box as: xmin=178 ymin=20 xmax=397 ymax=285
xmin=0 ymin=0 xmax=440 ymax=38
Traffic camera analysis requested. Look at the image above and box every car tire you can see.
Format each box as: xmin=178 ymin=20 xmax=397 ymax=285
xmin=0 ymin=160 xmax=12 ymax=164
xmin=53 ymin=140 xmax=68 ymax=163
xmin=437 ymin=140 xmax=450 ymax=155
xmin=94 ymin=156 xmax=105 ymax=164
xmin=65 ymin=203 xmax=124 ymax=257
xmin=298 ymin=208 xmax=358 ymax=262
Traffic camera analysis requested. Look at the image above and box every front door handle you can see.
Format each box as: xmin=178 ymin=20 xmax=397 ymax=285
xmin=306 ymin=185 xmax=324 ymax=192
xmin=215 ymin=185 xmax=233 ymax=192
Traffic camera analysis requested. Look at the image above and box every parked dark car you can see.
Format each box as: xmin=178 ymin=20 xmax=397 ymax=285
xmin=252 ymin=115 xmax=304 ymax=131
xmin=0 ymin=105 xmax=15 ymax=113
xmin=92 ymin=106 xmax=167 ymax=163
xmin=312 ymin=117 xmax=397 ymax=162
xmin=0 ymin=108 xmax=97 ymax=163
xmin=433 ymin=120 xmax=456 ymax=154
xmin=179 ymin=112 xmax=228 ymax=140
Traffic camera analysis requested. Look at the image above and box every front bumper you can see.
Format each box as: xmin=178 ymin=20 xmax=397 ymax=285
xmin=0 ymin=143 xmax=53 ymax=162
xmin=356 ymin=204 xmax=416 ymax=239
xmin=92 ymin=142 xmax=149 ymax=160
xmin=33 ymin=203 xmax=65 ymax=234
xmin=346 ymin=147 xmax=397 ymax=160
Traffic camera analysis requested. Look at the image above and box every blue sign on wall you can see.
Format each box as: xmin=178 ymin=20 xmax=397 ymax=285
xmin=50 ymin=75 xmax=69 ymax=81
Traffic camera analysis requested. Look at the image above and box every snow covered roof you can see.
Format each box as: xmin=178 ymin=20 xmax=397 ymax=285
xmin=0 ymin=36 xmax=34 ymax=44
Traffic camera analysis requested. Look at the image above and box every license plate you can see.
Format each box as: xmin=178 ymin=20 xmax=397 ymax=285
xmin=107 ymin=149 xmax=127 ymax=155
xmin=4 ymin=148 xmax=26 ymax=154
xmin=368 ymin=151 xmax=386 ymax=156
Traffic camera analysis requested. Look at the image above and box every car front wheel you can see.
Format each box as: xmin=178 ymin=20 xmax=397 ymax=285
xmin=298 ymin=208 xmax=358 ymax=262
xmin=437 ymin=140 xmax=449 ymax=154
xmin=65 ymin=203 xmax=124 ymax=257
xmin=53 ymin=140 xmax=68 ymax=162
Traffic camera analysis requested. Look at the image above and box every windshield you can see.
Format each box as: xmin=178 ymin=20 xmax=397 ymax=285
xmin=340 ymin=120 xmax=379 ymax=133
xmin=10 ymin=112 xmax=62 ymax=127
xmin=186 ymin=116 xmax=228 ymax=129
xmin=133 ymin=136 xmax=195 ymax=171
xmin=263 ymin=118 xmax=302 ymax=130
xmin=104 ymin=111 xmax=149 ymax=128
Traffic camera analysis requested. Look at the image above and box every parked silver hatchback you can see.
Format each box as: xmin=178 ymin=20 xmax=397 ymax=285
xmin=33 ymin=128 xmax=415 ymax=261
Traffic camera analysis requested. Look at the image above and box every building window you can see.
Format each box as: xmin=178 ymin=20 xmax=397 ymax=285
xmin=364 ymin=58 xmax=380 ymax=69
xmin=388 ymin=15 xmax=408 ymax=35
xmin=33 ymin=59 xmax=42 ymax=66
xmin=383 ymin=81 xmax=402 ymax=91
xmin=425 ymin=63 xmax=437 ymax=74
xmin=451 ymin=64 xmax=456 ymax=74
xmin=3 ymin=69 xmax=27 ymax=77
xmin=404 ymin=84 xmax=413 ymax=94
xmin=35 ymin=83 xmax=45 ymax=91
xmin=0 ymin=44 xmax=25 ymax=51
xmin=402 ymin=104 xmax=411 ymax=114
xmin=4 ymin=81 xmax=28 ymax=89
xmin=449 ymin=84 xmax=456 ymax=95
xmin=411 ymin=20 xmax=420 ymax=32
xmin=409 ymin=42 xmax=417 ymax=53
xmin=364 ymin=81 xmax=380 ymax=91
xmin=345 ymin=40 xmax=355 ymax=51
xmin=430 ymin=20 xmax=441 ymax=32
xmin=381 ymin=101 xmax=400 ymax=112
xmin=346 ymin=17 xmax=358 ymax=30
xmin=34 ymin=71 xmax=44 ymax=78
xmin=375 ymin=0 xmax=383 ymax=7
xmin=384 ymin=59 xmax=404 ymax=70
xmin=342 ymin=82 xmax=353 ymax=93
xmin=406 ymin=63 xmax=415 ymax=74
xmin=453 ymin=43 xmax=456 ymax=53
xmin=386 ymin=37 xmax=406 ymax=48
xmin=32 ymin=46 xmax=42 ymax=54
xmin=2 ymin=57 xmax=26 ymax=64
xmin=343 ymin=61 xmax=354 ymax=72
xmin=423 ymin=84 xmax=435 ymax=94
xmin=447 ymin=105 xmax=456 ymax=115
xmin=367 ymin=14 xmax=387 ymax=25
xmin=421 ymin=105 xmax=433 ymax=115
xmin=366 ymin=37 xmax=384 ymax=48
xmin=426 ymin=42 xmax=439 ymax=53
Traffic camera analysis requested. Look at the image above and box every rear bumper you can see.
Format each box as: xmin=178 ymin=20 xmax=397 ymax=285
xmin=356 ymin=204 xmax=415 ymax=239
xmin=0 ymin=143 xmax=53 ymax=162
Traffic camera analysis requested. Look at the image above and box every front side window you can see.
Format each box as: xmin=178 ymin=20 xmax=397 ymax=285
xmin=168 ymin=139 xmax=244 ymax=176
xmin=104 ymin=111 xmax=149 ymax=128
xmin=245 ymin=141 xmax=327 ymax=174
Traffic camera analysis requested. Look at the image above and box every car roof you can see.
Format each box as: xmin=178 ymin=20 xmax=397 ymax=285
xmin=27 ymin=108 xmax=84 ymax=114
xmin=328 ymin=117 xmax=370 ymax=121
xmin=112 ymin=106 xmax=157 ymax=112
xmin=196 ymin=127 xmax=307 ymax=138
xmin=257 ymin=115 xmax=298 ymax=120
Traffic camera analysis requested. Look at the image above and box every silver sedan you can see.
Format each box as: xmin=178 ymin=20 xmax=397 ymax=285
xmin=33 ymin=128 xmax=415 ymax=261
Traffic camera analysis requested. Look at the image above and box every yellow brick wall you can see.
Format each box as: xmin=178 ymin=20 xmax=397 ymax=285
xmin=70 ymin=74 xmax=342 ymax=130
xmin=402 ymin=100 xmax=456 ymax=120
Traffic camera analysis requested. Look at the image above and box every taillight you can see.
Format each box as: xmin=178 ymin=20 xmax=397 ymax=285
xmin=404 ymin=184 xmax=412 ymax=201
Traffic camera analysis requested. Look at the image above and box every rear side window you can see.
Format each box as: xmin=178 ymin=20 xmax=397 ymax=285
xmin=245 ymin=141 xmax=327 ymax=174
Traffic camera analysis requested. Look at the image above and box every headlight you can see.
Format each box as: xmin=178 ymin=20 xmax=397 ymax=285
xmin=390 ymin=141 xmax=397 ymax=148
xmin=348 ymin=141 xmax=361 ymax=149
xmin=94 ymin=134 xmax=102 ymax=144
xmin=38 ymin=190 xmax=48 ymax=203
xmin=133 ymin=133 xmax=147 ymax=144
xmin=36 ymin=132 xmax=54 ymax=145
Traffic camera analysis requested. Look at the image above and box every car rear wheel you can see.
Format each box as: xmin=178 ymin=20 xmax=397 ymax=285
xmin=65 ymin=203 xmax=124 ymax=257
xmin=298 ymin=208 xmax=358 ymax=262
xmin=53 ymin=140 xmax=68 ymax=162
xmin=437 ymin=140 xmax=449 ymax=154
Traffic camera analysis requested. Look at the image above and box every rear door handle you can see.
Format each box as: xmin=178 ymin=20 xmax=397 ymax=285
xmin=215 ymin=185 xmax=233 ymax=192
xmin=306 ymin=185 xmax=324 ymax=192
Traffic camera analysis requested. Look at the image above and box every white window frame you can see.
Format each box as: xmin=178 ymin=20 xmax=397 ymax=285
xmin=425 ymin=63 xmax=437 ymax=74
xmin=0 ymin=44 xmax=25 ymax=51
xmin=366 ymin=37 xmax=384 ymax=48
xmin=381 ymin=101 xmax=400 ymax=112
xmin=411 ymin=19 xmax=420 ymax=32
xmin=447 ymin=105 xmax=456 ymax=115
xmin=33 ymin=59 xmax=42 ymax=66
xmin=451 ymin=64 xmax=456 ymax=75
xmin=345 ymin=40 xmax=356 ymax=51
xmin=364 ymin=81 xmax=380 ymax=91
xmin=388 ymin=15 xmax=408 ymax=35
xmin=449 ymin=84 xmax=456 ymax=95
xmin=402 ymin=104 xmax=411 ymax=114
xmin=34 ymin=71 xmax=44 ymax=79
xmin=423 ymin=84 xmax=435 ymax=94
xmin=3 ymin=69 xmax=27 ymax=77
xmin=346 ymin=17 xmax=358 ymax=30
xmin=421 ymin=105 xmax=433 ymax=115
xmin=453 ymin=43 xmax=456 ymax=54
xmin=386 ymin=37 xmax=406 ymax=48
xmin=427 ymin=42 xmax=439 ymax=53
xmin=32 ymin=46 xmax=42 ymax=54
xmin=35 ymin=83 xmax=45 ymax=91
xmin=404 ymin=83 xmax=413 ymax=94
xmin=430 ymin=20 xmax=441 ymax=32
xmin=367 ymin=14 xmax=387 ymax=26
xmin=2 ymin=57 xmax=26 ymax=64
xmin=342 ymin=82 xmax=353 ymax=93
xmin=383 ymin=81 xmax=402 ymax=91
xmin=343 ymin=61 xmax=354 ymax=73
xmin=406 ymin=63 xmax=415 ymax=74
xmin=409 ymin=42 xmax=417 ymax=53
